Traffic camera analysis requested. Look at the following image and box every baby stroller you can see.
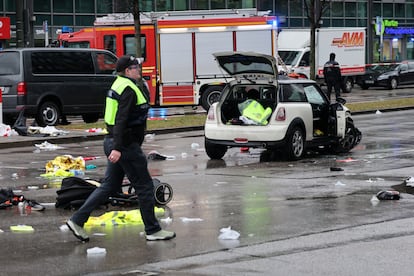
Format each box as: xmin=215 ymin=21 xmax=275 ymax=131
xmin=108 ymin=178 xmax=173 ymax=207
xmin=56 ymin=177 xmax=173 ymax=210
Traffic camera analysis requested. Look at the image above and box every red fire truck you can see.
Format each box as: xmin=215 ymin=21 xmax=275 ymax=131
xmin=58 ymin=9 xmax=277 ymax=110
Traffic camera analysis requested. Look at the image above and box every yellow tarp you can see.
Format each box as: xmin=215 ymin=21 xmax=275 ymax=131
xmin=45 ymin=155 xmax=85 ymax=173
xmin=84 ymin=208 xmax=165 ymax=227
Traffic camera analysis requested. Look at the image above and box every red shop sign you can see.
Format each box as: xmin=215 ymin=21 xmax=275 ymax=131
xmin=0 ymin=17 xmax=11 ymax=39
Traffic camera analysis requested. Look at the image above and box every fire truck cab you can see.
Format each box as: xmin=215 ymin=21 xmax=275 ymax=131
xmin=58 ymin=9 xmax=277 ymax=110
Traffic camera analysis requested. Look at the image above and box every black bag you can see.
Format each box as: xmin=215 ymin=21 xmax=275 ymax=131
xmin=55 ymin=177 xmax=101 ymax=209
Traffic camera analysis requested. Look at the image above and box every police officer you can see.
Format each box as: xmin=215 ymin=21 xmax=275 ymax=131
xmin=66 ymin=55 xmax=176 ymax=242
xmin=323 ymin=52 xmax=342 ymax=101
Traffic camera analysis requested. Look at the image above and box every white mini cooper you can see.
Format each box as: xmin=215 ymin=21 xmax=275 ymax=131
xmin=204 ymin=52 xmax=361 ymax=160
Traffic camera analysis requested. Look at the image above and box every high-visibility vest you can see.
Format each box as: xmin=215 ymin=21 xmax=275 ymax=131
xmin=104 ymin=75 xmax=148 ymax=126
xmin=238 ymin=99 xmax=272 ymax=125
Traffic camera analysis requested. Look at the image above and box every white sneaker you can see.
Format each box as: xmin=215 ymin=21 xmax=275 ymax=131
xmin=146 ymin=230 xmax=176 ymax=241
xmin=66 ymin=219 xmax=89 ymax=242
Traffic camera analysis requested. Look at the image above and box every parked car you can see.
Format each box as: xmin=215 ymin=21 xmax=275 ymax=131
xmin=204 ymin=52 xmax=362 ymax=160
xmin=0 ymin=48 xmax=118 ymax=126
xmin=356 ymin=60 xmax=414 ymax=90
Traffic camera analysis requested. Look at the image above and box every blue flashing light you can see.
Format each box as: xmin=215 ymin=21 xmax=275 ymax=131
xmin=62 ymin=26 xmax=73 ymax=33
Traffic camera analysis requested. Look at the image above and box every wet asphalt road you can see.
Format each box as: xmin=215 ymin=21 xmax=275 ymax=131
xmin=1 ymin=87 xmax=414 ymax=275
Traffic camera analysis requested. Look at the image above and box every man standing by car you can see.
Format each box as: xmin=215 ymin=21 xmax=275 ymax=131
xmin=323 ymin=52 xmax=342 ymax=101
xmin=66 ymin=55 xmax=176 ymax=242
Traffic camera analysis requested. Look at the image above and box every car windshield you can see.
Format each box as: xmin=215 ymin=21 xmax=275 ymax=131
xmin=278 ymin=50 xmax=302 ymax=66
xmin=0 ymin=52 xmax=20 ymax=75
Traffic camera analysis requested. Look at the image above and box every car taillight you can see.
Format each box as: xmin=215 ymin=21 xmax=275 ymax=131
xmin=275 ymin=107 xmax=286 ymax=121
xmin=17 ymin=82 xmax=27 ymax=96
xmin=207 ymin=106 xmax=215 ymax=120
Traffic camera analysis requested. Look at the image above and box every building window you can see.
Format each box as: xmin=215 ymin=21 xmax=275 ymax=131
xmin=289 ymin=18 xmax=303 ymax=27
xmin=75 ymin=15 xmax=95 ymax=26
xmin=332 ymin=19 xmax=343 ymax=27
xmin=331 ymin=2 xmax=344 ymax=17
xmin=290 ymin=0 xmax=303 ymax=17
xmin=53 ymin=0 xmax=73 ymax=13
xmin=275 ymin=1 xmax=288 ymax=17
xmin=97 ymin=0 xmax=113 ymax=13
xmin=407 ymin=4 xmax=414 ymax=18
xmin=53 ymin=15 xmax=73 ymax=26
xmin=357 ymin=2 xmax=366 ymax=18
xmin=191 ymin=0 xmax=208 ymax=10
xmin=383 ymin=3 xmax=393 ymax=18
xmin=174 ymin=0 xmax=188 ymax=11
xmin=141 ymin=0 xmax=154 ymax=12
xmin=345 ymin=19 xmax=356 ymax=27
xmin=35 ymin=15 xmax=51 ymax=26
xmin=211 ymin=0 xmax=226 ymax=9
xmin=34 ymin=0 xmax=50 ymax=12
xmin=5 ymin=0 xmax=15 ymax=12
xmin=395 ymin=4 xmax=405 ymax=18
xmin=75 ymin=0 xmax=94 ymax=13
xmin=345 ymin=2 xmax=356 ymax=17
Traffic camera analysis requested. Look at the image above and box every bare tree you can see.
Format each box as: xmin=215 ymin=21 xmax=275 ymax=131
xmin=304 ymin=0 xmax=329 ymax=80
xmin=131 ymin=0 xmax=142 ymax=58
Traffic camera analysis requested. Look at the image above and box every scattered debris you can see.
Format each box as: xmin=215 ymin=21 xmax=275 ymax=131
xmin=405 ymin=176 xmax=414 ymax=187
xmin=336 ymin=157 xmax=358 ymax=163
xmin=147 ymin=150 xmax=175 ymax=161
xmin=160 ymin=217 xmax=173 ymax=224
xmin=87 ymin=247 xmax=107 ymax=255
xmin=330 ymin=167 xmax=343 ymax=171
xmin=180 ymin=217 xmax=203 ymax=223
xmin=375 ymin=110 xmax=382 ymax=115
xmin=376 ymin=190 xmax=400 ymax=200
xmin=34 ymin=141 xmax=64 ymax=150
xmin=335 ymin=181 xmax=346 ymax=186
xmin=10 ymin=225 xmax=35 ymax=232
xmin=218 ymin=226 xmax=240 ymax=240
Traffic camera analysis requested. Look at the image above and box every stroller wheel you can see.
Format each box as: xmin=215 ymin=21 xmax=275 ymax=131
xmin=154 ymin=183 xmax=173 ymax=206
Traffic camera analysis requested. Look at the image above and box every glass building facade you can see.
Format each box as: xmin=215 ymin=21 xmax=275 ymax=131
xmin=1 ymin=0 xmax=414 ymax=62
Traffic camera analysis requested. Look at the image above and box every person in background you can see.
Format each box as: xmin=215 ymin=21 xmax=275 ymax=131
xmin=66 ymin=55 xmax=176 ymax=242
xmin=323 ymin=52 xmax=342 ymax=101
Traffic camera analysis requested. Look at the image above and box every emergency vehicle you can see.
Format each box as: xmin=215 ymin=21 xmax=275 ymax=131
xmin=57 ymin=9 xmax=277 ymax=110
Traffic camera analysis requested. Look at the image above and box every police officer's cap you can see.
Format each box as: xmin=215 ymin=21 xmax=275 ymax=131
xmin=116 ymin=55 xmax=140 ymax=72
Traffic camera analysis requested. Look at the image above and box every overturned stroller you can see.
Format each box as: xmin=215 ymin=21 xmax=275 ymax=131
xmin=55 ymin=177 xmax=173 ymax=210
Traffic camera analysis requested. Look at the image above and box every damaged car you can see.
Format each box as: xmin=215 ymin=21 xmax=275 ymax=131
xmin=204 ymin=51 xmax=362 ymax=160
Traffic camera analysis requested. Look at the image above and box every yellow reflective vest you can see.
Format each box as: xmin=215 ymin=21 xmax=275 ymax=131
xmin=104 ymin=75 xmax=148 ymax=126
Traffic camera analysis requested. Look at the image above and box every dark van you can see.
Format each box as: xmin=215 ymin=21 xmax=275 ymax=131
xmin=0 ymin=48 xmax=118 ymax=126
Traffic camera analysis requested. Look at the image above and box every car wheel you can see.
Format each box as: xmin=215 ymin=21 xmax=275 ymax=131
xmin=284 ymin=126 xmax=305 ymax=160
xmin=205 ymin=140 xmax=227 ymax=160
xmin=335 ymin=119 xmax=362 ymax=153
xmin=201 ymin=86 xmax=223 ymax=111
xmin=82 ymin=113 xmax=100 ymax=123
xmin=388 ymin=78 xmax=398 ymax=89
xmin=36 ymin=101 xmax=60 ymax=126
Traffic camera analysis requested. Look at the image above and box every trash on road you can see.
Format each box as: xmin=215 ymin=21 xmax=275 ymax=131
xmin=218 ymin=226 xmax=240 ymax=240
xmin=180 ymin=217 xmax=203 ymax=223
xmin=87 ymin=247 xmax=107 ymax=256
xmin=41 ymin=155 xmax=86 ymax=177
xmin=335 ymin=181 xmax=346 ymax=186
xmin=84 ymin=208 xmax=165 ymax=227
xmin=34 ymin=141 xmax=64 ymax=150
xmin=330 ymin=167 xmax=344 ymax=171
xmin=10 ymin=225 xmax=35 ymax=232
xmin=28 ymin=126 xmax=69 ymax=136
xmin=0 ymin=123 xmax=18 ymax=137
xmin=405 ymin=176 xmax=414 ymax=187
xmin=336 ymin=157 xmax=358 ymax=163
xmin=376 ymin=190 xmax=400 ymax=200
xmin=147 ymin=150 xmax=175 ymax=161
